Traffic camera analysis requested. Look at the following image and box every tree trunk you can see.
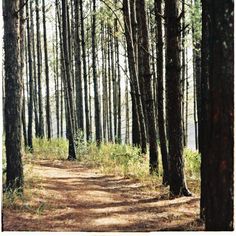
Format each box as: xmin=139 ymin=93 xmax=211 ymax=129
xmin=109 ymin=26 xmax=117 ymax=142
xmin=92 ymin=0 xmax=102 ymax=146
xmin=54 ymin=10 xmax=60 ymax=139
xmin=125 ymin=56 xmax=130 ymax=145
xmin=136 ymin=0 xmax=158 ymax=173
xmin=154 ymin=0 xmax=169 ymax=185
xmin=199 ymin=0 xmax=210 ymax=219
xmin=20 ymin=0 xmax=28 ymax=148
xmin=114 ymin=4 xmax=121 ymax=143
xmin=42 ymin=0 xmax=51 ymax=140
xmin=165 ymin=0 xmax=191 ymax=196
xmin=191 ymin=0 xmax=201 ymax=151
xmin=30 ymin=1 xmax=39 ymax=138
xmin=123 ymin=0 xmax=147 ymax=154
xmin=203 ymin=0 xmax=234 ymax=230
xmin=56 ymin=0 xmax=65 ymax=138
xmin=36 ymin=0 xmax=44 ymax=138
xmin=185 ymin=49 xmax=189 ymax=147
xmin=79 ymin=0 xmax=90 ymax=141
xmin=74 ymin=0 xmax=84 ymax=133
xmin=107 ymin=29 xmax=113 ymax=142
xmin=26 ymin=1 xmax=33 ymax=151
xmin=3 ymin=0 xmax=24 ymax=190
xmin=181 ymin=0 xmax=186 ymax=147
xmin=101 ymin=23 xmax=108 ymax=142
xmin=62 ymin=0 xmax=77 ymax=159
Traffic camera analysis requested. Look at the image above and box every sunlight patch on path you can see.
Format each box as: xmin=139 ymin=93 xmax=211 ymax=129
xmin=3 ymin=160 xmax=203 ymax=231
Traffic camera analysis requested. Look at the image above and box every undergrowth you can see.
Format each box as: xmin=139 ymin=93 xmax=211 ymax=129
xmin=31 ymin=138 xmax=68 ymax=160
xmin=78 ymin=142 xmax=200 ymax=187
xmin=2 ymin=137 xmax=200 ymax=208
xmin=3 ymin=160 xmax=47 ymax=214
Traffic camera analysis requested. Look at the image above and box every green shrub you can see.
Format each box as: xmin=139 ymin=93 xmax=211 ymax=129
xmin=184 ymin=148 xmax=201 ymax=179
xmin=2 ymin=137 xmax=200 ymax=187
xmin=32 ymin=138 xmax=68 ymax=160
xmin=75 ymin=131 xmax=89 ymax=160
xmin=79 ymin=142 xmax=151 ymax=180
xmin=79 ymin=141 xmax=200 ymax=181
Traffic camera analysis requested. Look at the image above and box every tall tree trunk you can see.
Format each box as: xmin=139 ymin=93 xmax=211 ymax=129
xmin=56 ymin=0 xmax=65 ymax=138
xmin=92 ymin=0 xmax=102 ymax=146
xmin=36 ymin=0 xmax=44 ymax=138
xmin=30 ymin=1 xmax=39 ymax=138
xmin=109 ymin=26 xmax=117 ymax=142
xmin=42 ymin=0 xmax=51 ymax=140
xmin=54 ymin=10 xmax=60 ymax=139
xmin=66 ymin=3 xmax=77 ymax=133
xmin=26 ymin=1 xmax=33 ymax=151
xmin=199 ymin=0 xmax=210 ymax=219
xmin=101 ymin=23 xmax=108 ymax=142
xmin=192 ymin=18 xmax=200 ymax=151
xmin=165 ymin=0 xmax=191 ymax=196
xmin=155 ymin=0 xmax=169 ymax=185
xmin=60 ymin=80 xmax=64 ymax=137
xmin=79 ymin=0 xmax=90 ymax=141
xmin=185 ymin=49 xmax=189 ymax=147
xmin=192 ymin=0 xmax=201 ymax=152
xmin=87 ymin=25 xmax=93 ymax=141
xmin=125 ymin=56 xmax=130 ymax=145
xmin=3 ymin=0 xmax=24 ymax=190
xmin=203 ymin=0 xmax=234 ymax=230
xmin=74 ymin=0 xmax=84 ymax=133
xmin=107 ymin=29 xmax=113 ymax=142
xmin=62 ymin=0 xmax=77 ymax=159
xmin=181 ymin=0 xmax=186 ymax=147
xmin=20 ymin=0 xmax=28 ymax=148
xmin=114 ymin=4 xmax=121 ymax=143
xmin=22 ymin=83 xmax=28 ymax=148
xmin=136 ymin=0 xmax=158 ymax=173
xmin=123 ymin=0 xmax=147 ymax=154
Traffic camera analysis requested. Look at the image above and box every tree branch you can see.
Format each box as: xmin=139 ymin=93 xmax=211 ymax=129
xmin=15 ymin=0 xmax=29 ymax=15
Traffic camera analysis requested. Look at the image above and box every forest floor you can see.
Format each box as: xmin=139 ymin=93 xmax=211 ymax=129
xmin=2 ymin=159 xmax=204 ymax=231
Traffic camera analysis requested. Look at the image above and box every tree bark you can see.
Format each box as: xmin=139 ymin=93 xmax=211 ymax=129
xmin=154 ymin=0 xmax=169 ymax=185
xmin=20 ymin=0 xmax=28 ymax=148
xmin=54 ymin=10 xmax=60 ymax=139
xmin=165 ymin=0 xmax=191 ymax=196
xmin=36 ymin=0 xmax=44 ymax=138
xmin=101 ymin=22 xmax=108 ymax=142
xmin=203 ymin=0 xmax=234 ymax=230
xmin=199 ymin=0 xmax=210 ymax=219
xmin=92 ymin=0 xmax=102 ymax=146
xmin=62 ymin=0 xmax=77 ymax=159
xmin=136 ymin=0 xmax=158 ymax=173
xmin=181 ymin=0 xmax=186 ymax=147
xmin=42 ymin=0 xmax=51 ymax=140
xmin=114 ymin=2 xmax=121 ymax=143
xmin=79 ymin=0 xmax=90 ymax=141
xmin=74 ymin=0 xmax=84 ymax=133
xmin=123 ymin=0 xmax=147 ymax=153
xmin=26 ymin=1 xmax=33 ymax=151
xmin=3 ymin=0 xmax=24 ymax=190
xmin=30 ymin=1 xmax=39 ymax=138
xmin=125 ymin=55 xmax=130 ymax=145
xmin=107 ymin=29 xmax=113 ymax=142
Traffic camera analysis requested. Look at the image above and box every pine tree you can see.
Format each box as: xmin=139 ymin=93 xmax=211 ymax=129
xmin=165 ymin=0 xmax=191 ymax=196
xmin=3 ymin=0 xmax=24 ymax=191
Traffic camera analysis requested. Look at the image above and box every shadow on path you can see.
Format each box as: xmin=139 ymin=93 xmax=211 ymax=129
xmin=3 ymin=160 xmax=203 ymax=231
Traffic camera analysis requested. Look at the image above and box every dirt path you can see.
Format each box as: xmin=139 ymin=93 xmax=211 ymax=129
xmin=3 ymin=160 xmax=204 ymax=231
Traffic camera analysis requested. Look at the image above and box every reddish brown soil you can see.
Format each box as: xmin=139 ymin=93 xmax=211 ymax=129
xmin=2 ymin=160 xmax=204 ymax=231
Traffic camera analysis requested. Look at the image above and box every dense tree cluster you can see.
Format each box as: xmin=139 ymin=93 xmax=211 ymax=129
xmin=2 ymin=0 xmax=234 ymax=230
